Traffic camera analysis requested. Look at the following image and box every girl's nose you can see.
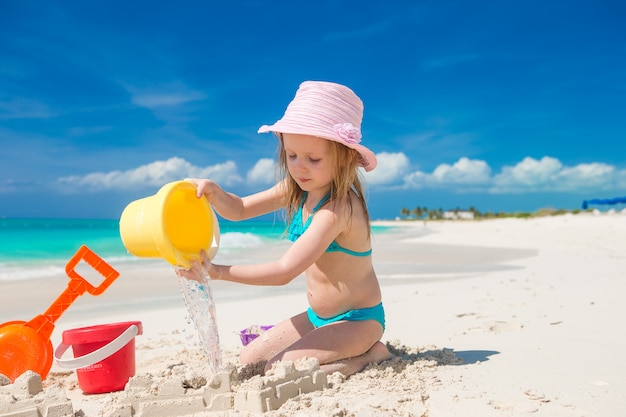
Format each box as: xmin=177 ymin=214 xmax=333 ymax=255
xmin=293 ymin=158 xmax=306 ymax=172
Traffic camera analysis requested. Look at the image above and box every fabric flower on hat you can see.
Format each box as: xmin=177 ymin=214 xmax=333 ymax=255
xmin=333 ymin=123 xmax=362 ymax=144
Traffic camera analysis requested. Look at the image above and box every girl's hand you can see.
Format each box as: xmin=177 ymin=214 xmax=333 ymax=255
xmin=185 ymin=178 xmax=217 ymax=201
xmin=175 ymin=250 xmax=220 ymax=282
xmin=175 ymin=262 xmax=205 ymax=283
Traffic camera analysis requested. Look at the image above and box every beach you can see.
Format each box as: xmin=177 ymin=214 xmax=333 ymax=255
xmin=2 ymin=212 xmax=625 ymax=416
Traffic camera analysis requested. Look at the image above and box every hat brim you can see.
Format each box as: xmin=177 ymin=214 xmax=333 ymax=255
xmin=258 ymin=124 xmax=377 ymax=172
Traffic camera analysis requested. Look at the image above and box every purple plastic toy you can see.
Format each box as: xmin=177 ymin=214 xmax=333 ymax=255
xmin=239 ymin=325 xmax=274 ymax=346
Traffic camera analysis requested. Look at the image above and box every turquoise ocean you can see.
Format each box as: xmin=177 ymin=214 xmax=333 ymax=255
xmin=0 ymin=218 xmax=392 ymax=282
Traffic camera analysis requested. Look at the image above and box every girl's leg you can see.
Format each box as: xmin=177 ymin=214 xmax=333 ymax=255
xmin=266 ymin=319 xmax=391 ymax=377
xmin=319 ymin=341 xmax=392 ymax=376
xmin=239 ymin=311 xmax=314 ymax=365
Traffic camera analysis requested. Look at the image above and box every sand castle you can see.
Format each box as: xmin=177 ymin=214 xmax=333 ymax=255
xmin=0 ymin=371 xmax=73 ymax=417
xmin=0 ymin=358 xmax=326 ymax=417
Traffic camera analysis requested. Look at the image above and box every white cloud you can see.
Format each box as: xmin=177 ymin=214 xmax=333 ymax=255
xmin=492 ymin=156 xmax=563 ymax=190
xmin=132 ymin=91 xmax=205 ymax=108
xmin=366 ymin=152 xmax=409 ymax=185
xmin=246 ymin=158 xmax=276 ymax=185
xmin=127 ymin=82 xmax=206 ymax=109
xmin=58 ymin=157 xmax=243 ymax=190
xmin=404 ymin=157 xmax=491 ymax=189
xmin=554 ymin=163 xmax=615 ymax=190
xmin=53 ymin=154 xmax=626 ymax=196
xmin=431 ymin=157 xmax=492 ymax=184
xmin=490 ymin=157 xmax=617 ymax=193
xmin=402 ymin=156 xmax=626 ymax=194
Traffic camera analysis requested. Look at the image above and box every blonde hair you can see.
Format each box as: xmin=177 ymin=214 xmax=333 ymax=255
xmin=276 ymin=135 xmax=371 ymax=235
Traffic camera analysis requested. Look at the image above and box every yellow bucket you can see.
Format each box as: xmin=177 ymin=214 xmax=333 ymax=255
xmin=119 ymin=181 xmax=220 ymax=268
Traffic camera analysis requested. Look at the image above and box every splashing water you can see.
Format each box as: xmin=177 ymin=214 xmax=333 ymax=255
xmin=177 ymin=270 xmax=222 ymax=373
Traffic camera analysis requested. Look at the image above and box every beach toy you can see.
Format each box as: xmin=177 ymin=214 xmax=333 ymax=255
xmin=0 ymin=245 xmax=119 ymax=382
xmin=239 ymin=325 xmax=274 ymax=346
xmin=119 ymin=180 xmax=220 ymax=269
xmin=54 ymin=321 xmax=142 ymax=394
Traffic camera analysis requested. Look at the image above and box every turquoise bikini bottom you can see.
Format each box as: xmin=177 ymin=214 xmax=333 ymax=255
xmin=307 ymin=302 xmax=385 ymax=331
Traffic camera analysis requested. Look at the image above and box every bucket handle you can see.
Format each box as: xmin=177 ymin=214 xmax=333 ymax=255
xmin=54 ymin=324 xmax=139 ymax=370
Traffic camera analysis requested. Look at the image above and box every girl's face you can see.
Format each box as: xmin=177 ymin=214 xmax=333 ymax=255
xmin=282 ymin=133 xmax=334 ymax=193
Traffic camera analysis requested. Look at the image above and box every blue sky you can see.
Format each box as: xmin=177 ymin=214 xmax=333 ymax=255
xmin=1 ymin=0 xmax=625 ymax=220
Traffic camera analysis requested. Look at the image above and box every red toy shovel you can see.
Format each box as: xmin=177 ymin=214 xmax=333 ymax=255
xmin=0 ymin=245 xmax=119 ymax=382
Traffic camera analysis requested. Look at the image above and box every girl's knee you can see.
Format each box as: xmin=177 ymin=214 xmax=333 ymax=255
xmin=239 ymin=339 xmax=264 ymax=363
xmin=239 ymin=344 xmax=262 ymax=365
xmin=239 ymin=336 xmax=281 ymax=366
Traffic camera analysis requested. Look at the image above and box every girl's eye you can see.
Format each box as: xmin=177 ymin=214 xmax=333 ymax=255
xmin=286 ymin=153 xmax=320 ymax=163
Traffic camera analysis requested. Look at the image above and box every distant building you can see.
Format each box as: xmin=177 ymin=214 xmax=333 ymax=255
xmin=442 ymin=211 xmax=475 ymax=220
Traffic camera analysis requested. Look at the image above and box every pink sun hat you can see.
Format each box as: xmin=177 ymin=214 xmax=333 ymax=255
xmin=258 ymin=81 xmax=377 ymax=172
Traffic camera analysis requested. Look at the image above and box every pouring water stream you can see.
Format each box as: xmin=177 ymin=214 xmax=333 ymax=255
xmin=176 ymin=265 xmax=222 ymax=373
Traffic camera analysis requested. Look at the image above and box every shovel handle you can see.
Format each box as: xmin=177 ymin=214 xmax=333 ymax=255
xmin=41 ymin=245 xmax=120 ymax=323
xmin=65 ymin=245 xmax=119 ymax=295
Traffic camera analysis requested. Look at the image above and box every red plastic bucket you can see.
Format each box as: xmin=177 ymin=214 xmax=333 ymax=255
xmin=56 ymin=321 xmax=142 ymax=394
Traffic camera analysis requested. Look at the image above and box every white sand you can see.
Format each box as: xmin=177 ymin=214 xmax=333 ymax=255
xmin=2 ymin=212 xmax=625 ymax=416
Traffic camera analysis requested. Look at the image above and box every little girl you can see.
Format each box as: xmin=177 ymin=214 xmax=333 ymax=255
xmin=184 ymin=81 xmax=391 ymax=376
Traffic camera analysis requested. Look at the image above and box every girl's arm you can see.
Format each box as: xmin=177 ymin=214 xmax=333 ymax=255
xmin=186 ymin=178 xmax=285 ymax=221
xmin=208 ymin=206 xmax=343 ymax=285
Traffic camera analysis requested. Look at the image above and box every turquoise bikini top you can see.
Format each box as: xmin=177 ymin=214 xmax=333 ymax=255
xmin=287 ymin=192 xmax=372 ymax=257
